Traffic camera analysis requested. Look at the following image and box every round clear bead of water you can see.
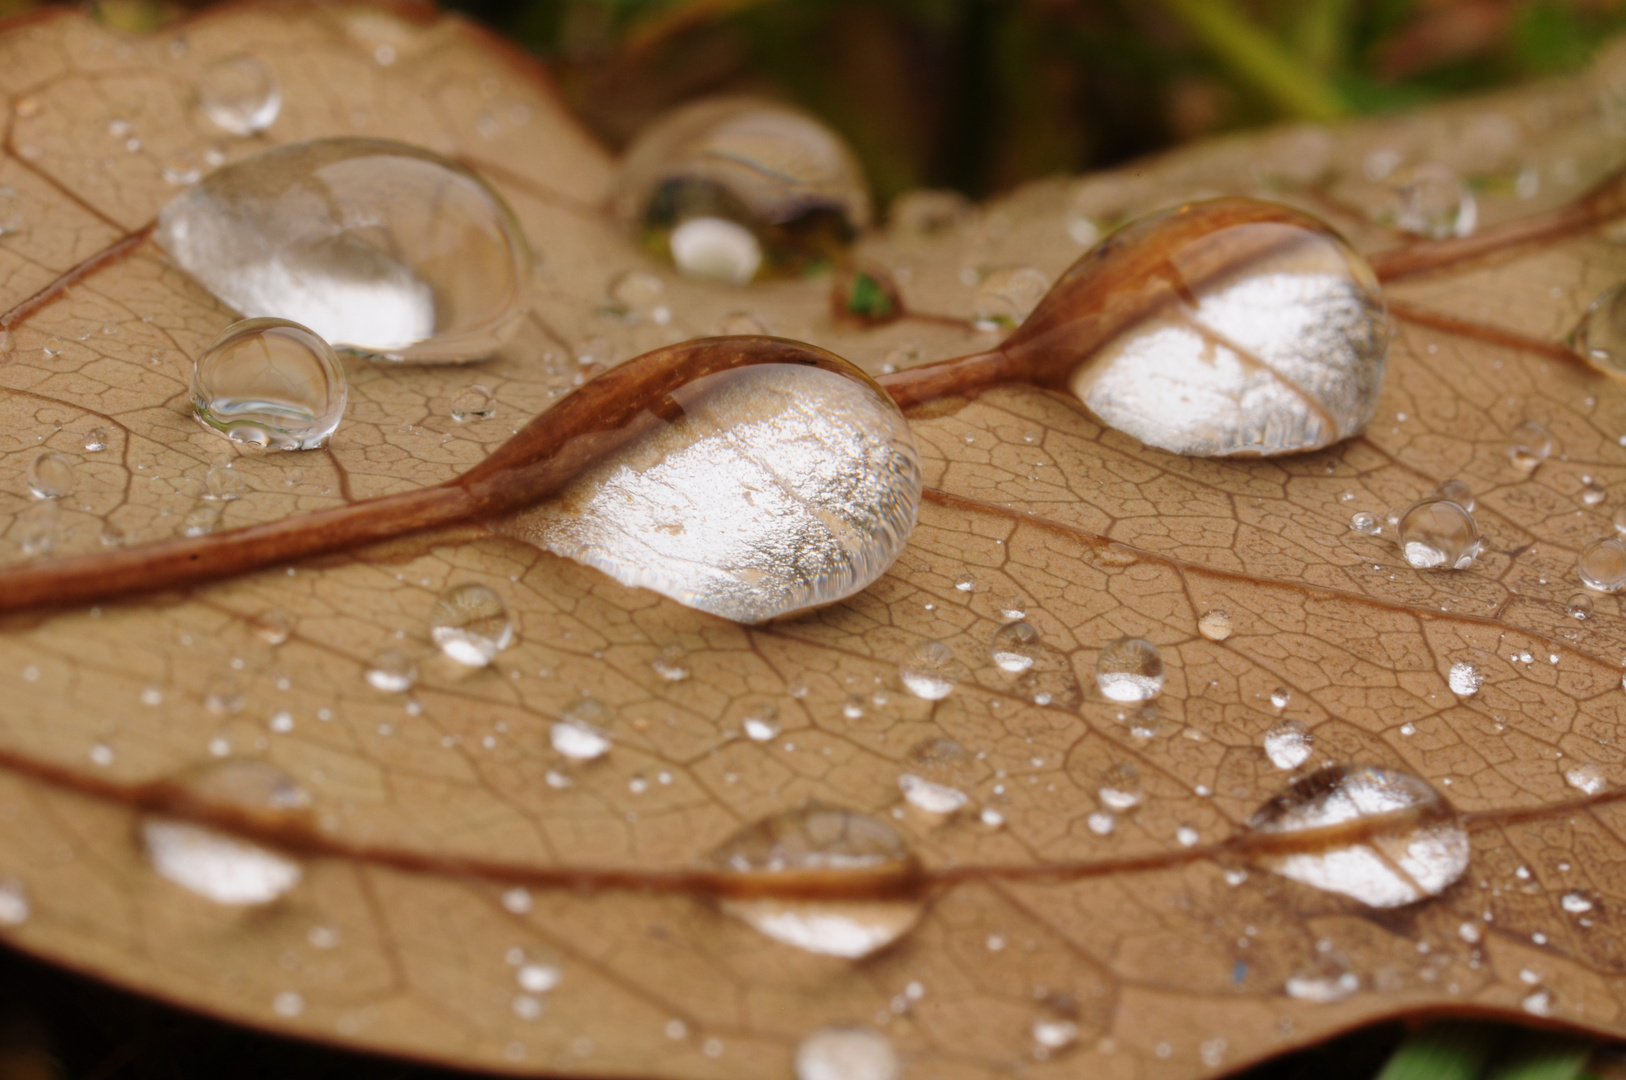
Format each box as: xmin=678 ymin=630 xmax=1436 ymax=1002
xmin=191 ymin=317 xmax=347 ymax=450
xmin=1396 ymin=498 xmax=1480 ymax=570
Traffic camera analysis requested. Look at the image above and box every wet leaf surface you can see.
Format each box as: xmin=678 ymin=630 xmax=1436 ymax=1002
xmin=4 ymin=4 xmax=1626 ymax=1078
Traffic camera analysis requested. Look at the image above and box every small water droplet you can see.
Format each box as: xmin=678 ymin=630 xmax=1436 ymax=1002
xmin=1583 ymin=478 xmax=1608 ymax=507
xmin=1575 ymin=282 xmax=1626 ymax=377
xmin=1508 ymin=421 xmax=1555 ymax=474
xmin=1380 ymin=162 xmax=1476 ymax=238
xmin=0 ymin=878 xmax=29 ymax=926
xmin=26 ymin=452 xmax=74 ymax=498
xmin=651 ymin=644 xmax=690 ymax=682
xmin=795 ymin=1027 xmax=897 ymax=1080
xmin=1522 ymin=989 xmax=1554 ymax=1017
xmin=971 ymin=265 xmax=1050 ymax=330
xmin=1095 ymin=637 xmax=1164 ymax=702
xmin=1566 ymin=763 xmax=1606 ymax=795
xmin=606 ymin=269 xmax=670 ymax=324
xmin=191 ymin=318 xmax=346 ymax=450
xmin=197 ymin=54 xmax=280 ymax=135
xmin=1098 ymin=763 xmax=1143 ymax=810
xmin=1562 ymin=891 xmax=1594 ymax=913
xmin=552 ymin=699 xmax=611 ymax=761
xmin=1448 ymin=661 xmax=1483 ymax=697
xmin=429 ymin=583 xmax=513 ymax=666
xmin=1270 ymin=687 xmax=1291 ymax=710
xmin=1246 ymin=764 xmax=1469 ymax=907
xmin=1436 ymin=479 xmax=1474 ymax=511
xmin=991 ymin=620 xmax=1040 ymax=673
xmin=1285 ymin=966 xmax=1359 ymax=1003
xmin=1264 ymin=720 xmax=1313 ymax=770
xmin=743 ymin=705 xmax=780 ymax=742
xmin=204 ymin=461 xmax=248 ymax=500
xmin=1031 ymin=1007 xmax=1079 ymax=1054
xmin=1198 ymin=609 xmax=1233 ymax=641
xmin=1568 ymin=592 xmax=1595 ymax=619
xmin=157 ymin=138 xmax=532 ymax=361
xmin=999 ymin=596 xmax=1028 ymax=621
xmin=1613 ymin=506 xmax=1626 ymax=535
xmin=954 ymin=571 xmax=976 ymax=592
xmin=272 ymin=991 xmax=304 ymax=1018
xmin=899 ymin=640 xmax=957 ymax=700
xmin=897 ymin=737 xmax=973 ymax=815
xmin=83 ymin=427 xmax=108 ymax=452
xmin=709 ymin=804 xmax=921 ymax=958
xmin=1350 ymin=511 xmax=1380 ymax=535
xmin=1579 ymin=537 xmax=1626 ymax=592
xmin=366 ymin=649 xmax=417 ymax=692
xmin=449 ymin=383 xmax=495 ymax=422
xmin=1396 ymin=499 xmax=1481 ymax=569
xmin=143 ymin=760 xmax=308 ymax=905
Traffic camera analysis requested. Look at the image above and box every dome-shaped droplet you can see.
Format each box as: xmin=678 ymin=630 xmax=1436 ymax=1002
xmin=708 ymin=804 xmax=922 ymax=958
xmin=1095 ymin=637 xmax=1164 ymax=702
xmin=1350 ymin=511 xmax=1380 ymax=535
xmin=191 ymin=318 xmax=347 ymax=450
xmin=1097 ymin=763 xmax=1143 ymax=810
xmin=899 ymin=640 xmax=957 ymax=700
xmin=1448 ymin=661 xmax=1483 ymax=697
xmin=1246 ymin=764 xmax=1469 ymax=908
xmin=1566 ymin=763 xmax=1606 ymax=795
xmin=1379 ymin=162 xmax=1476 ymax=239
xmin=795 ymin=1027 xmax=898 ymax=1080
xmin=1013 ymin=199 xmax=1387 ymax=457
xmin=197 ymin=54 xmax=281 ymax=136
xmin=552 ymin=699 xmax=612 ymax=761
xmin=366 ymin=649 xmax=417 ymax=692
xmin=26 ymin=451 xmax=74 ymax=498
xmin=1579 ymin=538 xmax=1626 ymax=592
xmin=505 ymin=340 xmax=920 ymax=624
xmin=991 ymin=620 xmax=1041 ymax=672
xmin=1569 ymin=591 xmax=1595 ymax=619
xmin=449 ymin=383 xmax=495 ymax=422
xmin=1436 ymin=479 xmax=1474 ymax=511
xmin=1197 ymin=609 xmax=1233 ymax=641
xmin=1396 ymin=499 xmax=1480 ymax=570
xmin=156 ymin=138 xmax=532 ymax=362
xmin=898 ymin=737 xmax=974 ymax=815
xmin=743 ymin=705 xmax=781 ymax=742
xmin=1581 ymin=284 xmax=1626 ymax=378
xmin=613 ymin=98 xmax=870 ymax=282
xmin=1508 ymin=421 xmax=1554 ymax=474
xmin=1264 ymin=720 xmax=1313 ymax=770
xmin=429 ymin=583 xmax=513 ymax=666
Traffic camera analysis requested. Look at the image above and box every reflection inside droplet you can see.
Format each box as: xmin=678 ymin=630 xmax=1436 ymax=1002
xmin=1095 ymin=637 xmax=1164 ymax=702
xmin=429 ymin=583 xmax=513 ymax=666
xmin=795 ymin=1027 xmax=898 ymax=1080
xmin=1579 ymin=537 xmax=1626 ymax=593
xmin=1396 ymin=499 xmax=1480 ymax=570
xmin=192 ymin=317 xmax=347 ymax=450
xmin=197 ymin=54 xmax=281 ymax=136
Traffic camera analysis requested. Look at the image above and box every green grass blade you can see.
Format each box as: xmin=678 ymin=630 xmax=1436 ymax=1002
xmin=1376 ymin=1021 xmax=1499 ymax=1080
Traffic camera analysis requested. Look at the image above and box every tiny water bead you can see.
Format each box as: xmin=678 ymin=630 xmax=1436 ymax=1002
xmin=26 ymin=452 xmax=74 ymax=499
xmin=1197 ymin=609 xmax=1233 ymax=641
xmin=898 ymin=737 xmax=974 ymax=815
xmin=1246 ymin=764 xmax=1469 ymax=908
xmin=708 ymin=804 xmax=922 ymax=958
xmin=991 ymin=621 xmax=1041 ymax=672
xmin=1569 ymin=592 xmax=1596 ymax=619
xmin=429 ymin=583 xmax=513 ymax=666
xmin=1396 ymin=499 xmax=1481 ymax=570
xmin=1019 ymin=199 xmax=1387 ymax=457
xmin=1579 ymin=537 xmax=1626 ymax=593
xmin=197 ymin=54 xmax=281 ymax=136
xmin=552 ymin=699 xmax=612 ymax=761
xmin=795 ymin=1027 xmax=898 ymax=1080
xmin=1350 ymin=511 xmax=1380 ymax=535
xmin=1448 ymin=661 xmax=1483 ymax=697
xmin=899 ymin=641 xmax=957 ymax=701
xmin=365 ymin=649 xmax=417 ymax=693
xmin=83 ymin=427 xmax=108 ymax=452
xmin=1094 ymin=637 xmax=1164 ymax=702
xmin=1508 ymin=420 xmax=1555 ymax=474
xmin=506 ymin=341 xmax=921 ymax=624
xmin=449 ymin=383 xmax=495 ymax=422
xmin=1576 ymin=282 xmax=1626 ymax=377
xmin=191 ymin=317 xmax=347 ymax=450
xmin=1264 ymin=720 xmax=1313 ymax=770
xmin=613 ymin=98 xmax=870 ymax=282
xmin=743 ymin=705 xmax=781 ymax=742
xmin=156 ymin=138 xmax=532 ymax=361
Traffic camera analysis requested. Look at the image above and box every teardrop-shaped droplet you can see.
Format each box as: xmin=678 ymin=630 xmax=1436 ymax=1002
xmin=1094 ymin=637 xmax=1164 ymax=702
xmin=899 ymin=640 xmax=957 ymax=701
xmin=191 ymin=318 xmax=347 ymax=450
xmin=1578 ymin=283 xmax=1626 ymax=377
xmin=613 ymin=98 xmax=870 ymax=282
xmin=197 ymin=54 xmax=281 ymax=136
xmin=1007 ymin=199 xmax=1387 ymax=457
xmin=1246 ymin=764 xmax=1469 ymax=908
xmin=708 ymin=804 xmax=922 ymax=958
xmin=429 ymin=583 xmax=513 ymax=666
xmin=26 ymin=451 xmax=74 ymax=499
xmin=991 ymin=620 xmax=1041 ymax=672
xmin=156 ymin=138 xmax=532 ymax=361
xmin=1579 ymin=537 xmax=1626 ymax=592
xmin=1396 ymin=499 xmax=1481 ymax=570
xmin=795 ymin=1027 xmax=898 ymax=1080
xmin=504 ymin=340 xmax=920 ymax=624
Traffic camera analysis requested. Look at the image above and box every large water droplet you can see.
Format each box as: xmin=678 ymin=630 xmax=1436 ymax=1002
xmin=614 ymin=98 xmax=870 ymax=282
xmin=26 ymin=451 xmax=74 ymax=499
xmin=429 ymin=583 xmax=513 ymax=666
xmin=506 ymin=342 xmax=920 ymax=624
xmin=156 ymin=138 xmax=532 ymax=361
xmin=1095 ymin=637 xmax=1164 ymax=702
xmin=795 ymin=1027 xmax=898 ymax=1080
xmin=709 ymin=804 xmax=921 ymax=958
xmin=1020 ymin=199 xmax=1387 ymax=457
xmin=1448 ymin=661 xmax=1483 ymax=697
xmin=143 ymin=760 xmax=309 ymax=905
xmin=899 ymin=640 xmax=957 ymax=701
xmin=197 ymin=54 xmax=281 ymax=136
xmin=191 ymin=317 xmax=347 ymax=450
xmin=1264 ymin=720 xmax=1313 ymax=770
xmin=1579 ymin=537 xmax=1626 ymax=592
xmin=991 ymin=620 xmax=1041 ymax=672
xmin=1246 ymin=764 xmax=1469 ymax=908
xmin=1396 ymin=499 xmax=1480 ymax=570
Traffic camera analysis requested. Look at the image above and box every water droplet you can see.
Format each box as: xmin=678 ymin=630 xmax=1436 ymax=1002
xmin=204 ymin=461 xmax=248 ymax=500
xmin=1436 ymin=479 xmax=1474 ymax=511
xmin=795 ymin=1027 xmax=897 ymax=1080
xmin=143 ymin=761 xmax=308 ymax=905
xmin=429 ymin=583 xmax=513 ymax=666
xmin=1575 ymin=282 xmax=1626 ymax=377
xmin=1613 ymin=505 xmax=1626 ymax=536
xmin=899 ymin=640 xmax=957 ymax=700
xmin=197 ymin=54 xmax=281 ymax=135
xmin=743 ymin=705 xmax=780 ymax=742
xmin=1381 ymin=162 xmax=1476 ymax=238
xmin=898 ymin=737 xmax=974 ymax=815
xmin=1579 ymin=537 xmax=1626 ymax=592
xmin=506 ymin=343 xmax=921 ymax=623
xmin=1396 ymin=499 xmax=1481 ymax=570
xmin=1508 ymin=421 xmax=1554 ymax=474
xmin=1264 ymin=720 xmax=1313 ymax=770
xmin=1350 ymin=511 xmax=1380 ymax=535
xmin=1270 ymin=687 xmax=1291 ymax=710
xmin=1047 ymin=200 xmax=1387 ymax=457
xmin=0 ymin=878 xmax=29 ymax=926
xmin=366 ymin=649 xmax=417 ymax=692
xmin=552 ymin=699 xmax=611 ymax=761
xmin=709 ymin=804 xmax=921 ymax=958
xmin=1569 ymin=592 xmax=1595 ymax=619
xmin=1583 ymin=478 xmax=1608 ymax=507
xmin=1285 ymin=966 xmax=1359 ymax=1003
xmin=1566 ymin=763 xmax=1606 ymax=795
xmin=449 ymin=383 xmax=495 ymax=422
xmin=1246 ymin=764 xmax=1469 ymax=907
xmin=183 ymin=502 xmax=222 ymax=537
xmin=1030 ymin=1000 xmax=1080 ymax=1054
xmin=272 ymin=990 xmax=304 ymax=1018
xmin=156 ymin=138 xmax=532 ymax=361
xmin=162 ymin=150 xmax=203 ymax=187
xmin=1198 ymin=609 xmax=1233 ymax=641
xmin=991 ymin=621 xmax=1040 ymax=673
xmin=83 ymin=427 xmax=109 ymax=452
xmin=615 ymin=99 xmax=869 ymax=281
xmin=1448 ymin=661 xmax=1483 ymax=697
xmin=26 ymin=452 xmax=74 ymax=498
xmin=191 ymin=317 xmax=347 ymax=450
xmin=1094 ymin=637 xmax=1164 ymax=702
xmin=954 ymin=571 xmax=976 ymax=592
xmin=1098 ymin=763 xmax=1143 ymax=809
xmin=971 ymin=266 xmax=1050 ymax=330
xmin=1562 ymin=891 xmax=1594 ymax=914
xmin=1522 ymin=990 xmax=1554 ymax=1017
xmin=606 ymin=269 xmax=669 ymax=323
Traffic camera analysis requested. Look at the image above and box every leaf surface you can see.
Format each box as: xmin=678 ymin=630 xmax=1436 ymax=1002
xmin=0 ymin=5 xmax=1624 ymax=1078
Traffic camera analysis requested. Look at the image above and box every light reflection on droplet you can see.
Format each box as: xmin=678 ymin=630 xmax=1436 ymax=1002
xmin=795 ymin=1027 xmax=898 ymax=1080
xmin=429 ymin=583 xmax=513 ymax=666
xmin=1579 ymin=537 xmax=1626 ymax=593
xmin=197 ymin=54 xmax=281 ymax=136
xmin=191 ymin=318 xmax=347 ymax=450
xmin=1094 ymin=637 xmax=1163 ymax=702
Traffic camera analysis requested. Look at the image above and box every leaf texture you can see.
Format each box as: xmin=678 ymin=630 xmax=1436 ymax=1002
xmin=1 ymin=4 xmax=1626 ymax=1079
